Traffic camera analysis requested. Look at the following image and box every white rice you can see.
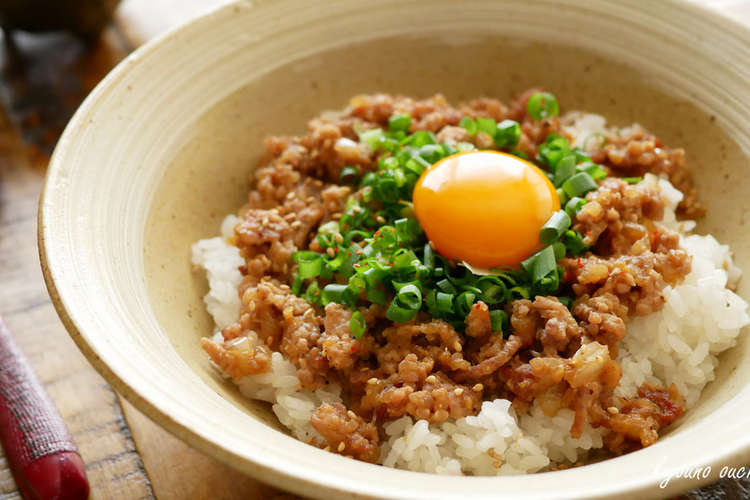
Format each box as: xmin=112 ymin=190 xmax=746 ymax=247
xmin=190 ymin=114 xmax=749 ymax=475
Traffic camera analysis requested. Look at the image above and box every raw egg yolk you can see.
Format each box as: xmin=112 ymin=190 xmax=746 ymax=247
xmin=413 ymin=150 xmax=560 ymax=269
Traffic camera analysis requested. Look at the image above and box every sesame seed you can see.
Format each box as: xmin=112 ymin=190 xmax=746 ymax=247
xmin=291 ymin=220 xmax=302 ymax=228
xmin=337 ymin=442 xmax=346 ymax=452
xmin=279 ymin=284 xmax=290 ymax=291
xmin=453 ymin=341 xmax=462 ymax=352
xmin=454 ymin=388 xmax=464 ymax=396
xmin=334 ymin=233 xmax=344 ymax=243
xmin=327 ymin=247 xmax=336 ymax=258
xmin=472 ymin=383 xmax=483 ymax=392
xmin=347 ymin=410 xmax=357 ymax=419
xmin=367 ymin=377 xmax=378 ymax=385
xmin=286 ymin=192 xmax=296 ymax=200
xmin=332 ymin=212 xmax=342 ymax=219
xmin=324 ymin=446 xmax=331 ymax=452
xmin=425 ymin=375 xmax=437 ymax=384
xmin=376 ymin=216 xmax=386 ymax=224
xmin=306 ymin=196 xmax=316 ymax=203
xmin=284 ymin=213 xmax=296 ymax=221
xmin=607 ymin=406 xmax=619 ymax=414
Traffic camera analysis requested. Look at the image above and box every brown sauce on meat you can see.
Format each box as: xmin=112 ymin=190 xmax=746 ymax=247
xmin=202 ymin=92 xmax=693 ymax=463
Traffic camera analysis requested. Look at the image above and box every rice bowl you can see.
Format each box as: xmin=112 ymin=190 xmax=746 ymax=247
xmin=38 ymin=1 xmax=750 ymax=497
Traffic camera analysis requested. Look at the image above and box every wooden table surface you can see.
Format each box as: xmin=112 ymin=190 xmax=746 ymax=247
xmin=0 ymin=1 xmax=748 ymax=499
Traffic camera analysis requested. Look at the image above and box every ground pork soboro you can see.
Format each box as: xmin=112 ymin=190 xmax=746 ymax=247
xmin=202 ymin=91 xmax=693 ymax=463
xmin=590 ymin=124 xmax=701 ymax=218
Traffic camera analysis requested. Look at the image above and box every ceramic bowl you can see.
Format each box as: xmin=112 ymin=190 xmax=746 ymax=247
xmin=39 ymin=1 xmax=750 ymax=498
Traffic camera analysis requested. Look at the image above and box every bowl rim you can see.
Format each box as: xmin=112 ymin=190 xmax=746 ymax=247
xmin=38 ymin=0 xmax=750 ymax=498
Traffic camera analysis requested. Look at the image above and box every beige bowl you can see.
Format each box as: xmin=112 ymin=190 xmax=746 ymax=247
xmin=39 ymin=0 xmax=750 ymax=498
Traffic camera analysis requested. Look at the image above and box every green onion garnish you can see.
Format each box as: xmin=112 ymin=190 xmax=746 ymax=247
xmin=293 ymin=251 xmax=324 ymax=279
xmin=562 ymin=172 xmax=598 ymax=198
xmin=386 ymin=284 xmax=422 ymax=322
xmin=565 ymin=196 xmax=586 ymax=217
xmin=339 ymin=166 xmax=360 ymax=185
xmin=553 ymin=154 xmax=577 ymax=187
xmin=623 ymin=176 xmax=643 ymax=184
xmin=527 ymin=92 xmax=560 ymax=120
xmin=459 ymin=116 xmax=478 ymax=135
xmin=539 ymin=210 xmax=572 ymax=245
xmin=489 ymin=309 xmax=508 ymax=334
xmin=388 ymin=113 xmax=412 ymax=133
xmin=494 ymin=120 xmax=521 ymax=148
xmin=289 ymin=110 xmax=592 ymax=338
xmin=350 ymin=311 xmax=366 ymax=339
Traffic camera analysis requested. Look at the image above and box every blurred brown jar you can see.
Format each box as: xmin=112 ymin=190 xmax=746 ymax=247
xmin=0 ymin=0 xmax=120 ymax=40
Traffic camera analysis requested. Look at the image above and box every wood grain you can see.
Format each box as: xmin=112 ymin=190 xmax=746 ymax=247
xmin=0 ymin=28 xmax=153 ymax=500
xmin=121 ymin=400 xmax=295 ymax=500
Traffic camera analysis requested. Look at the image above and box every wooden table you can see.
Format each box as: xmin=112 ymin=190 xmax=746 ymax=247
xmin=0 ymin=1 xmax=748 ymax=499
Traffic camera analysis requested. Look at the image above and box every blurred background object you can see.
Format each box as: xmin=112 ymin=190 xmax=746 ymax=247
xmin=0 ymin=0 xmax=120 ymax=41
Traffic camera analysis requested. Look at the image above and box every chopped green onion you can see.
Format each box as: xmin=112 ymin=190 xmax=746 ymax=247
xmin=435 ymin=292 xmax=454 ymax=313
xmin=319 ymin=221 xmax=340 ymax=237
xmin=527 ymin=92 xmax=560 ymax=120
xmin=529 ymin=245 xmax=558 ymax=283
xmin=489 ymin=309 xmax=508 ymax=334
xmin=359 ymin=128 xmax=385 ymax=150
xmin=386 ymin=284 xmax=422 ymax=322
xmin=350 ymin=311 xmax=366 ymax=339
xmin=623 ymin=176 xmax=643 ymax=184
xmin=388 ymin=113 xmax=412 ymax=133
xmin=291 ymin=273 xmax=303 ymax=296
xmin=494 ymin=120 xmax=521 ymax=148
xmin=321 ymin=283 xmax=347 ymax=306
xmin=553 ymin=154 xmax=577 ymax=187
xmin=562 ymin=172 xmax=598 ymax=198
xmin=303 ymin=281 xmax=321 ymax=304
xmin=562 ymin=230 xmax=588 ymax=256
xmin=456 ymin=141 xmax=476 ymax=153
xmin=565 ymin=197 xmax=586 ymax=217
xmin=293 ymin=251 xmax=324 ymax=279
xmin=423 ymin=243 xmax=435 ymax=270
xmin=411 ymin=130 xmax=437 ymax=147
xmin=539 ymin=210 xmax=572 ymax=244
xmin=511 ymin=149 xmax=529 ymax=160
xmin=476 ymin=117 xmax=497 ymax=136
xmin=476 ymin=276 xmax=508 ymax=304
xmin=577 ymin=161 xmax=607 ymax=180
xmin=455 ymin=291 xmax=476 ymax=317
xmin=552 ymin=241 xmax=566 ymax=261
xmin=436 ymin=278 xmax=457 ymax=294
xmin=339 ymin=166 xmax=360 ymax=185
xmin=459 ymin=117 xmax=477 ymax=134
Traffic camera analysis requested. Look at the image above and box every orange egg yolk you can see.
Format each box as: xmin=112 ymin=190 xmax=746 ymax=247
xmin=413 ymin=150 xmax=560 ymax=269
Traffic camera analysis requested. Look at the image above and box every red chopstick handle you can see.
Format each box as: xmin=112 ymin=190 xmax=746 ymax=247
xmin=0 ymin=317 xmax=89 ymax=500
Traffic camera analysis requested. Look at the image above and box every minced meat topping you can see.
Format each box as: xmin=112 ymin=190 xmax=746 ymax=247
xmin=202 ymin=91 xmax=696 ymax=463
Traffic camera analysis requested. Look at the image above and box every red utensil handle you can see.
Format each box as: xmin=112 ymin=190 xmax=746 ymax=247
xmin=0 ymin=316 xmax=89 ymax=500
